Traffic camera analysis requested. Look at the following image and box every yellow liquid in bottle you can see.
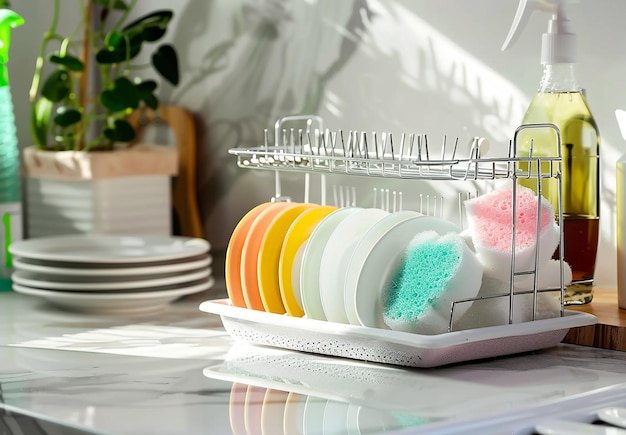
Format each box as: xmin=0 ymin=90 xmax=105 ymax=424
xmin=516 ymin=92 xmax=600 ymax=305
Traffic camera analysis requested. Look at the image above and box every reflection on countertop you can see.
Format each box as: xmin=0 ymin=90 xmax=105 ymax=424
xmin=2 ymin=292 xmax=626 ymax=434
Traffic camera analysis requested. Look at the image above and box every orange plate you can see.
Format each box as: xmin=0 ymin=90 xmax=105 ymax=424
xmin=229 ymin=383 xmax=248 ymax=435
xmin=261 ymin=389 xmax=290 ymax=435
xmin=225 ymin=202 xmax=273 ymax=308
xmin=241 ymin=202 xmax=296 ymax=310
xmin=244 ymin=385 xmax=266 ymax=435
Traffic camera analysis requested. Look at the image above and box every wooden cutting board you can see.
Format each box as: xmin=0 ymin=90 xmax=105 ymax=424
xmin=562 ymin=288 xmax=626 ymax=351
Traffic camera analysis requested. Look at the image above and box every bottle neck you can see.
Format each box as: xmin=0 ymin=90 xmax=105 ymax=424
xmin=538 ymin=63 xmax=581 ymax=93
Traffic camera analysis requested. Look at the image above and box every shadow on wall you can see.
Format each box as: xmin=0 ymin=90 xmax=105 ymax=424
xmin=158 ymin=0 xmax=542 ymax=281
xmin=159 ymin=0 xmax=371 ymax=255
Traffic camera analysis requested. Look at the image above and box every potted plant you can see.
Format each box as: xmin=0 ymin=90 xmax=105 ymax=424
xmin=23 ymin=0 xmax=181 ymax=237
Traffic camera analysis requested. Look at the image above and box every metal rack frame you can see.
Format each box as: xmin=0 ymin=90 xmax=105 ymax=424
xmin=229 ymin=115 xmax=564 ymax=331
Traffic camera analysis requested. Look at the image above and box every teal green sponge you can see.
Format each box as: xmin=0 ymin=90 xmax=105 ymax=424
xmin=383 ymin=231 xmax=483 ymax=334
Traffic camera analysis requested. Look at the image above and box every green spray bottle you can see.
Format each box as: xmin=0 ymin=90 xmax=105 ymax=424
xmin=0 ymin=9 xmax=23 ymax=291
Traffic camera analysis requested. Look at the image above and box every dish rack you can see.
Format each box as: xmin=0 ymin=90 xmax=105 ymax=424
xmin=199 ymin=115 xmax=598 ymax=368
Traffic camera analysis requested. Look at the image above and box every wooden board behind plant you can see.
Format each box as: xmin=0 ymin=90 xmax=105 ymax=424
xmin=127 ymin=105 xmax=203 ymax=239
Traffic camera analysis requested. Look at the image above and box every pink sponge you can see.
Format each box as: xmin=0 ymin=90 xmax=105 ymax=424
xmin=465 ymin=182 xmax=560 ymax=281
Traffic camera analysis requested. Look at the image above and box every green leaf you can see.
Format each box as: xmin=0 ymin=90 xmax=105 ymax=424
xmin=41 ymin=70 xmax=71 ymax=102
xmin=151 ymin=44 xmax=179 ymax=85
xmin=136 ymin=80 xmax=157 ymax=93
xmin=104 ymin=119 xmax=135 ymax=142
xmin=122 ymin=10 xmax=173 ymax=43
xmin=93 ymin=0 xmax=128 ymax=10
xmin=143 ymin=94 xmax=159 ymax=110
xmin=53 ymin=106 xmax=81 ymax=127
xmin=104 ymin=31 xmax=125 ymax=50
xmin=103 ymin=30 xmax=143 ymax=52
xmin=100 ymin=77 xmax=140 ymax=112
xmin=97 ymin=10 xmax=174 ymax=65
xmin=49 ymin=53 xmax=84 ymax=72
xmin=31 ymin=98 xmax=53 ymax=147
xmin=96 ymin=42 xmax=142 ymax=64
xmin=135 ymin=80 xmax=159 ymax=109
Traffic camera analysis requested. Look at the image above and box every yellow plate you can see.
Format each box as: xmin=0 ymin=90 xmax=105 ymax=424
xmin=261 ymin=389 xmax=290 ymax=435
xmin=241 ymin=202 xmax=296 ymax=311
xmin=284 ymin=392 xmax=306 ymax=434
xmin=278 ymin=206 xmax=337 ymax=317
xmin=225 ymin=203 xmax=273 ymax=308
xmin=257 ymin=203 xmax=317 ymax=314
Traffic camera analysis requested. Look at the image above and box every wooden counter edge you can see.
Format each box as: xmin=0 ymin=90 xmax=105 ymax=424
xmin=562 ymin=287 xmax=626 ymax=351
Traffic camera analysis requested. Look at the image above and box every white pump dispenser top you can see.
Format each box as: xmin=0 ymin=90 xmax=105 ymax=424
xmin=502 ymin=0 xmax=576 ymax=64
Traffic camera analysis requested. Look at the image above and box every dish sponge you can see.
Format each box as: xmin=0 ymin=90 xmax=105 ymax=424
xmin=464 ymin=182 xmax=560 ymax=281
xmin=454 ymin=260 xmax=569 ymax=331
xmin=513 ymin=259 xmax=571 ymax=322
xmin=382 ymin=230 xmax=483 ymax=335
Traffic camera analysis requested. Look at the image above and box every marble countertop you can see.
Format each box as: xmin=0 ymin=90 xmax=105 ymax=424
xmin=3 ymin=291 xmax=626 ymax=434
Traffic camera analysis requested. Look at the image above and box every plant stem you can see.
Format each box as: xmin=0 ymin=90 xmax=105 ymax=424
xmin=76 ymin=0 xmax=93 ymax=151
xmin=28 ymin=0 xmax=60 ymax=103
xmin=110 ymin=0 xmax=137 ymax=78
xmin=110 ymin=0 xmax=137 ymax=34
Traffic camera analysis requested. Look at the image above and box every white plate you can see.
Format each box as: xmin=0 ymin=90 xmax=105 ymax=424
xmin=344 ymin=210 xmax=422 ymax=325
xmin=12 ymin=252 xmax=210 ymax=269
xmin=9 ymin=234 xmax=210 ymax=264
xmin=323 ymin=400 xmax=351 ymax=435
xmin=300 ymin=208 xmax=361 ymax=321
xmin=304 ymin=396 xmax=328 ymax=435
xmin=318 ymin=208 xmax=389 ymax=324
xmin=199 ymin=298 xmax=597 ymax=368
xmin=354 ymin=216 xmax=461 ymax=329
xmin=11 ymin=268 xmax=211 ymax=292
xmin=14 ymin=277 xmax=215 ymax=315
xmin=12 ymin=255 xmax=213 ymax=277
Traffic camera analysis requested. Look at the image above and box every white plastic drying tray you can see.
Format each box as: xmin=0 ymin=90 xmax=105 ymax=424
xmin=199 ymin=299 xmax=598 ymax=368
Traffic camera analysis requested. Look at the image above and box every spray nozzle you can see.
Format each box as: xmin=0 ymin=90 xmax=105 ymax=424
xmin=0 ymin=9 xmax=24 ymax=65
xmin=502 ymin=0 xmax=576 ymax=64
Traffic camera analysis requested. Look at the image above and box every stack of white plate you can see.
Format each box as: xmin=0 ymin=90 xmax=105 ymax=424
xmin=8 ymin=234 xmax=213 ymax=315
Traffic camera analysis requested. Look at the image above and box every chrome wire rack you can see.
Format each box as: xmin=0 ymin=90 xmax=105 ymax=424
xmin=229 ymin=115 xmax=562 ymax=182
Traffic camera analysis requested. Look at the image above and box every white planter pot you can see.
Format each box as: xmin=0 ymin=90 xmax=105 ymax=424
xmin=22 ymin=145 xmax=178 ymax=238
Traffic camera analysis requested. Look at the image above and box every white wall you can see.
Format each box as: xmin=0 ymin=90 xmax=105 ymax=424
xmin=11 ymin=1 xmax=626 ymax=288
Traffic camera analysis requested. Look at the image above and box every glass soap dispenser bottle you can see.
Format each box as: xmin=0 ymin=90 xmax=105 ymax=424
xmin=616 ymin=110 xmax=626 ymax=309
xmin=502 ymin=0 xmax=600 ymax=305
